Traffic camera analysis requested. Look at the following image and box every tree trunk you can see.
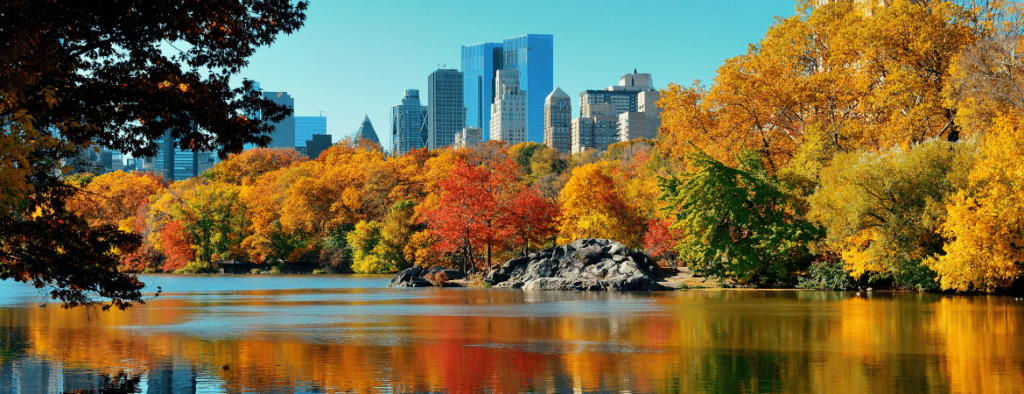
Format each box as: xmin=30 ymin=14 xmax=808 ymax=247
xmin=486 ymin=243 xmax=492 ymax=272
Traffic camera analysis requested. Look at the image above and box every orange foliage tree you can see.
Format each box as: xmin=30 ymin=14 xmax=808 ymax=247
xmin=420 ymin=158 xmax=525 ymax=272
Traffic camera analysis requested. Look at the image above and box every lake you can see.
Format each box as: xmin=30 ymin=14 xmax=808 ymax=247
xmin=1 ymin=275 xmax=1023 ymax=393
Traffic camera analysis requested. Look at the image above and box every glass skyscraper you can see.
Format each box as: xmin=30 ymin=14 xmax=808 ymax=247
xmin=295 ymin=116 xmax=327 ymax=147
xmin=461 ymin=42 xmax=503 ymax=141
xmin=503 ymin=34 xmax=553 ymax=144
xmin=391 ymin=89 xmax=428 ymax=155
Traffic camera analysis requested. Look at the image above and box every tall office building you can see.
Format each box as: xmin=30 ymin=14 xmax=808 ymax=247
xmin=503 ymin=34 xmax=553 ymax=143
xmin=462 ymin=42 xmax=504 ymax=140
xmin=262 ymin=91 xmax=295 ymax=149
xmin=391 ymin=89 xmax=428 ymax=155
xmin=427 ymin=69 xmax=465 ymax=150
xmin=140 ymin=130 xmax=214 ymax=181
xmin=355 ymin=115 xmax=380 ymax=146
xmin=295 ymin=116 xmax=327 ymax=148
xmin=573 ymin=71 xmax=660 ymax=153
xmin=490 ymin=70 xmax=528 ymax=145
xmin=544 ymin=87 xmax=571 ymax=155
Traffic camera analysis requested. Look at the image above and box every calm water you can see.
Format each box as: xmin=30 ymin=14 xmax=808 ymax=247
xmin=1 ymin=275 xmax=1023 ymax=393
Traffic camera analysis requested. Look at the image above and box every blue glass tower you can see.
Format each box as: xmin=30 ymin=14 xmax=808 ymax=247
xmin=461 ymin=43 xmax=503 ymax=141
xmin=503 ymin=34 xmax=553 ymax=144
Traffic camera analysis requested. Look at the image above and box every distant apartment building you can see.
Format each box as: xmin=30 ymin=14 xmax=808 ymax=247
xmin=305 ymin=134 xmax=333 ymax=160
xmin=503 ymin=34 xmax=553 ymax=143
xmin=295 ymin=116 xmax=327 ymax=148
xmin=572 ymin=71 xmax=661 ymax=153
xmin=454 ymin=127 xmax=483 ymax=149
xmin=544 ymin=87 xmax=571 ymax=155
xmin=462 ymin=42 xmax=504 ymax=140
xmin=427 ymin=69 xmax=466 ymax=150
xmin=391 ymin=89 xmax=428 ymax=155
xmin=490 ymin=70 xmax=528 ymax=145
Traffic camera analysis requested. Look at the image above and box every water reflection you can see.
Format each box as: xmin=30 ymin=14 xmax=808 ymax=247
xmin=0 ymin=276 xmax=1023 ymax=393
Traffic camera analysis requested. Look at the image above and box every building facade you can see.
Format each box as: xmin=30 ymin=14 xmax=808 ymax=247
xmin=391 ymin=89 xmax=428 ymax=155
xmin=427 ymin=69 xmax=466 ymax=150
xmin=454 ymin=127 xmax=483 ymax=149
xmin=617 ymin=91 xmax=662 ymax=141
xmin=295 ymin=116 xmax=327 ymax=148
xmin=262 ymin=91 xmax=295 ymax=149
xmin=490 ymin=70 xmax=528 ymax=145
xmin=140 ymin=130 xmax=214 ymax=181
xmin=462 ymin=42 xmax=504 ymax=140
xmin=306 ymin=134 xmax=333 ymax=160
xmin=544 ymin=87 xmax=571 ymax=155
xmin=502 ymin=34 xmax=553 ymax=144
xmin=573 ymin=72 xmax=661 ymax=153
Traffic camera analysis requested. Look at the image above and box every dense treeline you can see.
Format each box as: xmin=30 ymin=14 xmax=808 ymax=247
xmin=67 ymin=0 xmax=1024 ymax=293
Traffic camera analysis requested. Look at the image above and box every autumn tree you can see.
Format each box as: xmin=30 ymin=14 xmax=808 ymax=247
xmin=420 ymin=158 xmax=520 ymax=272
xmin=930 ymin=115 xmax=1024 ymax=292
xmin=808 ymin=139 xmax=977 ymax=289
xmin=67 ymin=171 xmax=164 ymax=231
xmin=203 ymin=148 xmax=306 ymax=186
xmin=0 ymin=0 xmax=307 ymax=307
xmin=507 ymin=188 xmax=560 ymax=255
xmin=558 ymin=163 xmax=644 ymax=247
xmin=658 ymin=0 xmax=980 ymax=173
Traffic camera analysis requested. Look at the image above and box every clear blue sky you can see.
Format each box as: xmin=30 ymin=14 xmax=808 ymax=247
xmin=239 ymin=0 xmax=797 ymax=150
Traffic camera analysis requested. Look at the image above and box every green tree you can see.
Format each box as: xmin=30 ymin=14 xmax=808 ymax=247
xmin=660 ymin=149 xmax=822 ymax=285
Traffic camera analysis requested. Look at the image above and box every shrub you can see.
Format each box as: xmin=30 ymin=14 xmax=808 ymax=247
xmin=798 ymin=257 xmax=855 ymax=290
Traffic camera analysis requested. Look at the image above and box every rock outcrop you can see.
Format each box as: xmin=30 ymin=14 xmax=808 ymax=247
xmin=386 ymin=239 xmax=669 ymax=291
xmin=387 ymin=266 xmax=466 ymax=288
xmin=497 ymin=239 xmax=668 ymax=291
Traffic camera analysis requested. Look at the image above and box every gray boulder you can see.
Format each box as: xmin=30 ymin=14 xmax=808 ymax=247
xmin=501 ymin=239 xmax=669 ymax=291
xmin=387 ymin=266 xmax=467 ymax=288
xmin=493 ymin=280 xmax=524 ymax=289
xmin=387 ymin=267 xmax=431 ymax=288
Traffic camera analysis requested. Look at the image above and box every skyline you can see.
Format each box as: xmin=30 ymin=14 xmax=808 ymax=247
xmin=236 ymin=0 xmax=796 ymax=151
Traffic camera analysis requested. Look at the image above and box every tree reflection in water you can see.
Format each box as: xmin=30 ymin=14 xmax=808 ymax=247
xmin=0 ymin=277 xmax=1023 ymax=393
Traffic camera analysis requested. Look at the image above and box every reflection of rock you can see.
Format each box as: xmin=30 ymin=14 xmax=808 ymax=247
xmin=386 ymin=266 xmax=466 ymax=288
xmin=502 ymin=239 xmax=669 ymax=291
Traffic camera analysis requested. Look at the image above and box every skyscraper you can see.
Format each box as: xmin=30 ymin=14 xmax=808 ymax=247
xmin=391 ymin=89 xmax=428 ymax=155
xmin=262 ymin=91 xmax=295 ymax=149
xmin=490 ymin=70 xmax=527 ymax=145
xmin=139 ymin=130 xmax=214 ymax=181
xmin=544 ymin=87 xmax=572 ymax=155
xmin=355 ymin=115 xmax=380 ymax=146
xmin=503 ymin=34 xmax=553 ymax=143
xmin=427 ymin=69 xmax=465 ymax=150
xmin=461 ymin=42 xmax=503 ymax=140
xmin=295 ymin=116 xmax=327 ymax=148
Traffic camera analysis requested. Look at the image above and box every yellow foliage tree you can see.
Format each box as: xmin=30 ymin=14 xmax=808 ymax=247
xmin=557 ymin=163 xmax=643 ymax=247
xmin=67 ymin=171 xmax=164 ymax=232
xmin=930 ymin=114 xmax=1024 ymax=292
xmin=658 ymin=0 xmax=980 ymax=173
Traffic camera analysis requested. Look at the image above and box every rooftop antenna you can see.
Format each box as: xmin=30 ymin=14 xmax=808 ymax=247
xmin=318 ymin=111 xmax=324 ymax=117
xmin=442 ymin=64 xmax=447 ymax=69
